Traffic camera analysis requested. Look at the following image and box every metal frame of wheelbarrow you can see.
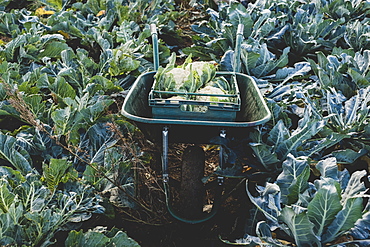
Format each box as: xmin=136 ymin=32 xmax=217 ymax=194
xmin=121 ymin=24 xmax=271 ymax=224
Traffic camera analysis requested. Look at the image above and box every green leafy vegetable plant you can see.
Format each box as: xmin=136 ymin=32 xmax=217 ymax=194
xmin=240 ymin=42 xmax=290 ymax=78
xmin=283 ymin=7 xmax=345 ymax=62
xmin=344 ymin=20 xmax=370 ymax=52
xmin=65 ymin=226 xmax=140 ymax=247
xmin=244 ymin=155 xmax=370 ymax=247
xmin=317 ymin=0 xmax=370 ymax=21
xmin=186 ymin=2 xmax=279 ymax=61
xmin=247 ymin=104 xmax=327 ymax=173
xmin=309 ymin=50 xmax=370 ymax=98
xmin=0 ymin=160 xmax=104 ymax=246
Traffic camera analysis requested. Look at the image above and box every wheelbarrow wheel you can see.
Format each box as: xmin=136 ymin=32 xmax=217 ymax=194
xmin=180 ymin=145 xmax=205 ymax=219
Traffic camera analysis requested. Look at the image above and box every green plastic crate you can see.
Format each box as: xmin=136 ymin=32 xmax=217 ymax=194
xmin=148 ymin=73 xmax=241 ymax=121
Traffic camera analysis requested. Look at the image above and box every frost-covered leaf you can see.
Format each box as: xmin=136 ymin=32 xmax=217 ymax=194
xmin=276 ymin=119 xmax=326 ymax=160
xmin=0 ymin=133 xmax=33 ymax=174
xmin=267 ymin=120 xmax=290 ymax=148
xmin=340 ymin=170 xmax=367 ymax=204
xmin=220 ymin=50 xmax=234 ymax=72
xmin=242 ymin=44 xmax=289 ymax=78
xmin=240 ymin=48 xmax=260 ymax=76
xmin=298 ymin=132 xmax=348 ymax=158
xmin=276 ymin=154 xmax=310 ymax=205
xmin=344 ymin=20 xmax=370 ymax=52
xmin=274 ymin=62 xmax=312 ymax=84
xmin=316 ymin=157 xmax=339 ymax=180
xmin=247 ymin=182 xmax=281 ymax=224
xmin=332 ymin=149 xmax=368 ymax=164
xmin=249 ymin=143 xmax=279 ymax=170
xmin=322 ymin=197 xmax=363 ymax=243
xmin=279 ymin=207 xmax=319 ymax=247
xmin=285 ymin=9 xmax=345 ymax=58
xmin=350 ymin=211 xmax=370 ymax=240
xmin=307 ymin=182 xmax=342 ymax=237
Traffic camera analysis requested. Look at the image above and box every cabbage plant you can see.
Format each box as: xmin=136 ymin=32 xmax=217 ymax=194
xmin=283 ymin=7 xmax=346 ymax=61
xmin=0 ymin=158 xmax=104 ymax=246
xmin=344 ymin=20 xmax=370 ymax=52
xmin=317 ymin=0 xmax=370 ymax=21
xmin=309 ymin=50 xmax=370 ymax=97
xmin=65 ymin=227 xmax=140 ymax=247
xmin=243 ymin=155 xmax=370 ymax=247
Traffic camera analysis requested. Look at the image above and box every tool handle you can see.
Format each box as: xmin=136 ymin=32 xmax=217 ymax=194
xmin=233 ymin=24 xmax=244 ymax=73
xmin=150 ymin=24 xmax=160 ymax=71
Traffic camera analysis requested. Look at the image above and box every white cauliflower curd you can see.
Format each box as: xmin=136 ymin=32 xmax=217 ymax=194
xmin=185 ymin=62 xmax=210 ymax=77
xmin=166 ymin=68 xmax=190 ymax=89
xmin=167 ymin=96 xmax=186 ymax=102
xmin=196 ymin=86 xmax=225 ymax=102
xmin=191 ymin=86 xmax=227 ymax=112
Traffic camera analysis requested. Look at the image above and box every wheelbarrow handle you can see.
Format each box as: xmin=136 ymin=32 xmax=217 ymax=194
xmin=150 ymin=24 xmax=160 ymax=71
xmin=151 ymin=23 xmax=243 ymax=73
xmin=233 ymin=23 xmax=244 ymax=73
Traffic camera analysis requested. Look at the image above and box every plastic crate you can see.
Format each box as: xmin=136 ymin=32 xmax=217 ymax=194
xmin=148 ymin=73 xmax=241 ymax=121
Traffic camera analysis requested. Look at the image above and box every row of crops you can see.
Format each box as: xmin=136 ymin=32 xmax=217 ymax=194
xmin=0 ymin=0 xmax=370 ymax=246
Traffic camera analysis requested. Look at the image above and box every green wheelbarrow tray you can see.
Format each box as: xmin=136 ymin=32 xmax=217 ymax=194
xmin=121 ymin=71 xmax=271 ymax=144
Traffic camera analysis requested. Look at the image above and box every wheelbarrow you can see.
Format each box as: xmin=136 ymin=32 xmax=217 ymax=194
xmin=121 ymin=24 xmax=271 ymax=223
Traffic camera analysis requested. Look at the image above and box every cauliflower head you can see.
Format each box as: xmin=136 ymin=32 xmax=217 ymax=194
xmin=166 ymin=68 xmax=190 ymax=90
xmin=196 ymin=86 xmax=225 ymax=102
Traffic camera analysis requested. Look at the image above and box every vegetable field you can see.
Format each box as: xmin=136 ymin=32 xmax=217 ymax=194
xmin=0 ymin=0 xmax=370 ymax=246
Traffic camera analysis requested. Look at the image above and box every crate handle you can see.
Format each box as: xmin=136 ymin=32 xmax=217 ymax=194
xmin=180 ymin=104 xmax=208 ymax=113
xmin=150 ymin=24 xmax=160 ymax=71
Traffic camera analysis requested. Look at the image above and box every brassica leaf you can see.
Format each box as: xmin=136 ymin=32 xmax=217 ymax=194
xmin=279 ymin=207 xmax=319 ymax=247
xmin=0 ymin=133 xmax=33 ymax=175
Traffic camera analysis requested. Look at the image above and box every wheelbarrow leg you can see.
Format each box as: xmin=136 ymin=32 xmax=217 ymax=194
xmin=162 ymin=127 xmax=169 ymax=183
xmin=218 ymin=129 xmax=226 ymax=186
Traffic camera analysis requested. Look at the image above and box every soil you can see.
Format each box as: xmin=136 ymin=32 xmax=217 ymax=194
xmin=0 ymin=35 xmax=12 ymax=43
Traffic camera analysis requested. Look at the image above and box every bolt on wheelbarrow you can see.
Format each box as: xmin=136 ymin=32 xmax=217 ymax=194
xmin=121 ymin=24 xmax=271 ymax=224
